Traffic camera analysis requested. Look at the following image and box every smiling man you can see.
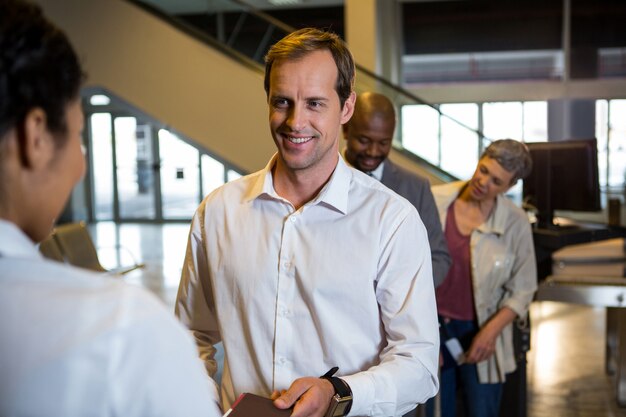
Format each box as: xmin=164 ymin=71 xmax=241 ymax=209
xmin=176 ymin=28 xmax=439 ymax=417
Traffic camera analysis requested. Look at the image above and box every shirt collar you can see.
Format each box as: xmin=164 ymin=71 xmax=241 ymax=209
xmin=0 ymin=219 xmax=42 ymax=259
xmin=341 ymin=148 xmax=385 ymax=181
xmin=446 ymin=182 xmax=508 ymax=236
xmin=464 ymin=185 xmax=508 ymax=236
xmin=478 ymin=193 xmax=509 ymax=236
xmin=368 ymin=161 xmax=385 ymax=181
xmin=244 ymin=153 xmax=351 ymax=214
xmin=243 ymin=153 xmax=278 ymax=203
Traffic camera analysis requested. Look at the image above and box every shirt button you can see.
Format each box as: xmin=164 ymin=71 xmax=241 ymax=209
xmin=290 ymin=216 xmax=297 ymax=223
xmin=284 ymin=261 xmax=291 ymax=268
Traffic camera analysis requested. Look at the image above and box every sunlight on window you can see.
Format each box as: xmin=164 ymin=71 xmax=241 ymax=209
xmin=401 ymin=105 xmax=440 ymax=165
xmin=112 ymin=118 xmax=156 ymax=219
xmin=201 ymin=154 xmax=225 ymax=197
xmin=227 ymin=170 xmax=242 ymax=182
xmin=90 ymin=113 xmax=113 ymax=221
xmin=483 ymin=102 xmax=523 ymax=141
xmin=158 ymin=129 xmax=200 ymax=219
xmin=608 ymin=99 xmax=626 ymax=188
xmin=596 ymin=100 xmax=609 ymax=187
xmin=440 ymin=103 xmax=479 ymax=179
xmin=523 ymin=102 xmax=548 ymax=142
xmin=114 ymin=117 xmax=139 ymax=196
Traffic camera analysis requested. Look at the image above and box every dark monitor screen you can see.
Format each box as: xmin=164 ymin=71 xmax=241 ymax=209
xmin=522 ymin=138 xmax=601 ymax=229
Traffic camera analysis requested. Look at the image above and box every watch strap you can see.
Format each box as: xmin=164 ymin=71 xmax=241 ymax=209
xmin=320 ymin=369 xmax=352 ymax=416
xmin=320 ymin=375 xmax=352 ymax=398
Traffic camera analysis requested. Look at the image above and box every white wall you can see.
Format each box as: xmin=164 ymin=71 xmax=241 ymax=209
xmin=34 ymin=0 xmax=461 ymax=184
xmin=408 ymin=78 xmax=626 ymax=105
xmin=36 ymin=0 xmax=275 ymax=174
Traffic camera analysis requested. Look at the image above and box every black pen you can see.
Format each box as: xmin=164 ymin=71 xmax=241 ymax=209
xmin=321 ymin=366 xmax=338 ymax=378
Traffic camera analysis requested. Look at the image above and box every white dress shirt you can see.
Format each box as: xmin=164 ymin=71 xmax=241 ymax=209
xmin=0 ymin=220 xmax=222 ymax=417
xmin=366 ymin=160 xmax=385 ymax=181
xmin=176 ymin=154 xmax=439 ymax=417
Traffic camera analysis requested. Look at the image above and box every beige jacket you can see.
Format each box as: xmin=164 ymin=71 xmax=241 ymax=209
xmin=432 ymin=181 xmax=537 ymax=383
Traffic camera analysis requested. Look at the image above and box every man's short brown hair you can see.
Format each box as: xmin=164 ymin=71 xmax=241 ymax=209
xmin=264 ymin=28 xmax=355 ymax=108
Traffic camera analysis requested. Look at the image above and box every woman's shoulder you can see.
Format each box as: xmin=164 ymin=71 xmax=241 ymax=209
xmin=432 ymin=181 xmax=465 ymax=208
xmin=496 ymin=195 xmax=532 ymax=229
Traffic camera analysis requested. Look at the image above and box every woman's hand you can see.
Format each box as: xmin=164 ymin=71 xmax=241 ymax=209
xmin=465 ymin=307 xmax=517 ymax=363
xmin=465 ymin=325 xmax=498 ymax=363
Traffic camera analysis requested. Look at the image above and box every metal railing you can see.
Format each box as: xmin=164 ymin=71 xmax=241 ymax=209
xmin=128 ymin=0 xmax=493 ymax=182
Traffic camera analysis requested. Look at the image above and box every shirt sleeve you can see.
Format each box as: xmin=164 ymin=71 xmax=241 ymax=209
xmin=116 ymin=290 xmax=223 ymax=417
xmin=501 ymin=216 xmax=538 ymax=317
xmin=175 ymin=203 xmax=221 ymax=377
xmin=341 ymin=207 xmax=440 ymax=417
xmin=417 ymin=180 xmax=452 ymax=288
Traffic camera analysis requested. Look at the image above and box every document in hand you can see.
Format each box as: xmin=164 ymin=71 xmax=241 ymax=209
xmin=222 ymin=393 xmax=292 ymax=417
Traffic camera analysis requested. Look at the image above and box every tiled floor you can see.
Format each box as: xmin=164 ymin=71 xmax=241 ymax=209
xmin=528 ymin=302 xmax=626 ymax=417
xmin=89 ymin=221 xmax=626 ymax=417
xmin=88 ymin=221 xmax=190 ymax=310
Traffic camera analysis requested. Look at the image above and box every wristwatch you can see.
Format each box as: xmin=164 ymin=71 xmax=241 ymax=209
xmin=320 ymin=367 xmax=353 ymax=417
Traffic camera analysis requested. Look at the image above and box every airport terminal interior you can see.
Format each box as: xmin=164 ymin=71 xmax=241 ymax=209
xmin=33 ymin=0 xmax=626 ymax=416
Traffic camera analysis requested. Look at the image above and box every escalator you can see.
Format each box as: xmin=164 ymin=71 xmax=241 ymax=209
xmin=131 ymin=0 xmax=471 ymax=184
xmin=36 ymin=0 xmax=473 ymax=183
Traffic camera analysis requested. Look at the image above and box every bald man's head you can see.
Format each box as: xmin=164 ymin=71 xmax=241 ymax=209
xmin=343 ymin=92 xmax=396 ymax=173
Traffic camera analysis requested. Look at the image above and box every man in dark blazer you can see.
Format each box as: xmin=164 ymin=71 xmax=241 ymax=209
xmin=343 ymin=92 xmax=451 ymax=287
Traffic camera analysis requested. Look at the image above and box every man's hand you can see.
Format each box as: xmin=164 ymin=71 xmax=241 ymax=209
xmin=271 ymin=376 xmax=335 ymax=417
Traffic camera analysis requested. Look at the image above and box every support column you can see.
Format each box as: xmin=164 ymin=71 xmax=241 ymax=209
xmin=547 ymin=99 xmax=596 ymax=141
xmin=344 ymin=0 xmax=402 ymax=84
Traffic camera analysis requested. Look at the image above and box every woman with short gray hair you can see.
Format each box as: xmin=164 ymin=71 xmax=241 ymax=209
xmin=428 ymin=139 xmax=537 ymax=417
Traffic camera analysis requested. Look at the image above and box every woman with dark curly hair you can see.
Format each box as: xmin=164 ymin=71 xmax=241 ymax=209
xmin=0 ymin=1 xmax=221 ymax=415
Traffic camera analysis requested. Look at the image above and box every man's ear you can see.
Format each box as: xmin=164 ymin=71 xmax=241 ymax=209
xmin=17 ymin=107 xmax=53 ymax=169
xmin=340 ymin=91 xmax=356 ymax=125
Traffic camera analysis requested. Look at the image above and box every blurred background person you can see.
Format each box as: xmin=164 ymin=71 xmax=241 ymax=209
xmin=343 ymin=91 xmax=450 ymax=287
xmin=427 ymin=139 xmax=537 ymax=417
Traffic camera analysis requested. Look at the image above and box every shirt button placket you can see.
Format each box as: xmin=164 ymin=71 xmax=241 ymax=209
xmin=274 ymin=211 xmax=297 ymax=387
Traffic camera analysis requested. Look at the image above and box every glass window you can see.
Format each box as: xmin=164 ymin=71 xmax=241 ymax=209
xmin=159 ymin=129 xmax=200 ymax=219
xmin=523 ymin=101 xmax=548 ymax=142
xmin=483 ymin=102 xmax=523 ymax=141
xmin=596 ymin=100 xmax=609 ymax=187
xmin=608 ymin=99 xmax=626 ymax=188
xmin=90 ymin=113 xmax=114 ymax=221
xmin=115 ymin=117 xmax=156 ymax=219
xmin=440 ymin=103 xmax=479 ymax=179
xmin=401 ymin=104 xmax=440 ymax=165
xmin=227 ymin=170 xmax=242 ymax=182
xmin=201 ymin=154 xmax=225 ymax=197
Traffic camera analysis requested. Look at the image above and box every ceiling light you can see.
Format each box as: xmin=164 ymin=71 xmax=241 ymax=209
xmin=89 ymin=94 xmax=111 ymax=106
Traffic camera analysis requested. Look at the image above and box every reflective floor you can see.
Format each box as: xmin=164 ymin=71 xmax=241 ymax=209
xmin=89 ymin=222 xmax=626 ymax=416
xmin=88 ymin=221 xmax=191 ymax=309
xmin=528 ymin=302 xmax=626 ymax=417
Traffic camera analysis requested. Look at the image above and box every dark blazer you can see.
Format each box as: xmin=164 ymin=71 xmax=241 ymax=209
xmin=381 ymin=160 xmax=451 ymax=287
